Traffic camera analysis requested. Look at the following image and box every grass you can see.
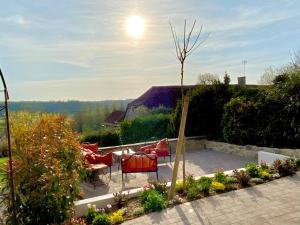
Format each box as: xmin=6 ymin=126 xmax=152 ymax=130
xmin=0 ymin=157 xmax=8 ymax=186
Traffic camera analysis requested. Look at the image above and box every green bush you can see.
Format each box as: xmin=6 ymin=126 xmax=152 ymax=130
xmin=148 ymin=180 xmax=168 ymax=196
xmin=224 ymin=176 xmax=238 ymax=191
xmin=213 ymin=169 xmax=227 ymax=183
xmin=81 ymin=129 xmax=120 ymax=147
xmin=141 ymin=189 xmax=167 ymax=212
xmin=245 ymin=162 xmax=259 ymax=178
xmin=197 ymin=176 xmax=212 ymax=195
xmin=132 ymin=207 xmax=145 ymax=217
xmin=222 ymin=70 xmax=300 ymax=147
xmin=186 ymin=186 xmax=198 ymax=201
xmin=120 ymin=114 xmax=174 ymax=144
xmin=93 ymin=213 xmax=110 ymax=225
xmin=173 ymin=81 xmax=232 ymax=139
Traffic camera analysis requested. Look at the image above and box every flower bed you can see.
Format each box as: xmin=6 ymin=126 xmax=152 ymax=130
xmin=67 ymin=158 xmax=300 ymax=225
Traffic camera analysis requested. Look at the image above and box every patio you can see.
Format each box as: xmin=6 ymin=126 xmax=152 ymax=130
xmin=81 ymin=148 xmax=249 ymax=199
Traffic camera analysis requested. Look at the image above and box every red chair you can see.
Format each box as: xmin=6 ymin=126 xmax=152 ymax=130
xmin=121 ymin=153 xmax=158 ymax=183
xmin=138 ymin=138 xmax=172 ymax=163
xmin=81 ymin=142 xmax=99 ymax=153
xmin=83 ymin=151 xmax=113 ymax=187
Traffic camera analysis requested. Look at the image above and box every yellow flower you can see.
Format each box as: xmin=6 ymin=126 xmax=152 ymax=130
xmin=211 ymin=181 xmax=225 ymax=192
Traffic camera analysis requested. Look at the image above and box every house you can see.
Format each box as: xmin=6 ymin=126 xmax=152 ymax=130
xmin=123 ymin=85 xmax=195 ymax=120
xmin=103 ymin=110 xmax=125 ymax=127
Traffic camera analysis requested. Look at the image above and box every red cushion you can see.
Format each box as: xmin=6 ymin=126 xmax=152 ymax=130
xmin=85 ymin=152 xmax=113 ymax=167
xmin=139 ymin=144 xmax=156 ymax=154
xmin=156 ymin=138 xmax=168 ymax=149
xmin=85 ymin=153 xmax=97 ymax=164
xmin=122 ymin=154 xmax=157 ymax=173
xmin=81 ymin=143 xmax=99 ymax=153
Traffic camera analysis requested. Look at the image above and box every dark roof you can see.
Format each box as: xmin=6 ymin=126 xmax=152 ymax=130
xmin=104 ymin=110 xmax=125 ymax=124
xmin=127 ymin=85 xmax=195 ymax=109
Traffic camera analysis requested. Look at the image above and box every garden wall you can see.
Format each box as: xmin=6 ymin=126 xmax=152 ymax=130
xmin=204 ymin=140 xmax=300 ymax=160
xmin=99 ymin=137 xmax=299 ymax=161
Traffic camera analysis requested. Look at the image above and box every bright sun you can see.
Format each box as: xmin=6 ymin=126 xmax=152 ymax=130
xmin=127 ymin=15 xmax=145 ymax=39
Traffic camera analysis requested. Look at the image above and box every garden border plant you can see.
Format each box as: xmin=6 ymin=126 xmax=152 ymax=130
xmin=69 ymin=157 xmax=299 ymax=225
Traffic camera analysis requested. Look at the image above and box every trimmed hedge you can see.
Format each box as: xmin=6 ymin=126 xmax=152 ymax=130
xmin=222 ymin=71 xmax=300 ymax=147
xmin=120 ymin=114 xmax=174 ymax=144
xmin=81 ymin=129 xmax=120 ymax=147
xmin=173 ymin=82 xmax=232 ymax=139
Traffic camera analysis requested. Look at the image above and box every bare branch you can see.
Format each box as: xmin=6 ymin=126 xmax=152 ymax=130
xmin=186 ymin=32 xmax=210 ymax=57
xmin=169 ymin=22 xmax=180 ymax=59
xmin=185 ymin=20 xmax=197 ymax=50
xmin=186 ymin=24 xmax=203 ymax=53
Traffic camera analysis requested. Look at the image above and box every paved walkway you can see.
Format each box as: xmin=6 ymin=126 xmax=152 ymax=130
xmin=124 ymin=172 xmax=300 ymax=225
xmin=82 ymin=149 xmax=249 ymax=198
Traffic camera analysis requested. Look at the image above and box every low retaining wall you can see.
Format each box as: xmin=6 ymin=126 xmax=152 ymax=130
xmin=204 ymin=140 xmax=300 ymax=161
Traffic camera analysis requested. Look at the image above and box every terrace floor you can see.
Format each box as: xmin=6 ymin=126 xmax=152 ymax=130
xmin=81 ymin=149 xmax=249 ymax=198
xmin=124 ymin=172 xmax=300 ymax=225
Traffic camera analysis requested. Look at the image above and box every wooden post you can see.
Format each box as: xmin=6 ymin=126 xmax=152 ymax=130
xmin=168 ymin=96 xmax=189 ymax=200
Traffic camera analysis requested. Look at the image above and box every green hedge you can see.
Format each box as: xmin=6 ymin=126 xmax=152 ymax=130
xmin=81 ymin=129 xmax=121 ymax=147
xmin=120 ymin=114 xmax=174 ymax=144
xmin=173 ymin=82 xmax=232 ymax=139
xmin=222 ymin=71 xmax=300 ymax=147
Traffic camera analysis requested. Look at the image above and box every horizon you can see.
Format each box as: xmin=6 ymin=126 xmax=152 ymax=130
xmin=1 ymin=0 xmax=300 ymax=101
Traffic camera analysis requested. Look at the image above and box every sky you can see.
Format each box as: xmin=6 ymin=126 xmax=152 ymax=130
xmin=0 ymin=0 xmax=300 ymax=101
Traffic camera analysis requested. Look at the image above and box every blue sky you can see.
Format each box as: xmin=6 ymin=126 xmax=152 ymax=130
xmin=1 ymin=0 xmax=300 ymax=100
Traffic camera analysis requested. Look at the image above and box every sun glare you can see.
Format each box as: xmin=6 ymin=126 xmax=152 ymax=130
xmin=126 ymin=15 xmax=145 ymax=39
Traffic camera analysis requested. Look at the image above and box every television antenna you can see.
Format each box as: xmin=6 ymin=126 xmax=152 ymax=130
xmin=242 ymin=60 xmax=247 ymax=76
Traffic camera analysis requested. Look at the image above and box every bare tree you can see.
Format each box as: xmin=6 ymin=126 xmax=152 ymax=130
xmin=259 ymin=66 xmax=276 ymax=85
xmin=290 ymin=48 xmax=300 ymax=69
xmin=169 ymin=20 xmax=208 ymax=184
xmin=198 ymin=73 xmax=219 ymax=85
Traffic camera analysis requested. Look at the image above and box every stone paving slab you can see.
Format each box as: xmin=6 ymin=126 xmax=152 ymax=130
xmin=81 ymin=149 xmax=249 ymax=198
xmin=123 ymin=172 xmax=300 ymax=225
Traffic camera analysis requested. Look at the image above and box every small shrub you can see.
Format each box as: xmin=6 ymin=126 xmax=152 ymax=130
xmin=132 ymin=207 xmax=144 ymax=217
xmin=224 ymin=176 xmax=238 ymax=191
xmin=233 ymin=170 xmax=251 ymax=188
xmin=259 ymin=161 xmax=269 ymax=170
xmin=110 ymin=209 xmax=124 ymax=225
xmin=186 ymin=186 xmax=198 ymax=201
xmin=251 ymin=178 xmax=264 ymax=184
xmin=273 ymin=159 xmax=297 ymax=177
xmin=141 ymin=189 xmax=167 ymax=212
xmin=259 ymin=170 xmax=271 ymax=180
xmin=149 ymin=180 xmax=168 ymax=196
xmin=113 ymin=191 xmax=128 ymax=209
xmin=186 ymin=174 xmax=196 ymax=189
xmin=245 ymin=162 xmax=259 ymax=178
xmin=211 ymin=181 xmax=225 ymax=193
xmin=93 ymin=213 xmax=110 ymax=225
xmin=214 ymin=169 xmax=227 ymax=183
xmin=225 ymin=176 xmax=238 ymax=184
xmin=85 ymin=205 xmax=99 ymax=224
xmin=197 ymin=176 xmax=212 ymax=195
xmin=175 ymin=180 xmax=185 ymax=194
